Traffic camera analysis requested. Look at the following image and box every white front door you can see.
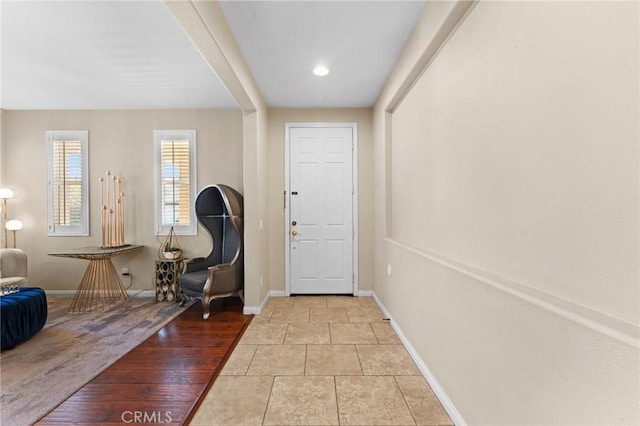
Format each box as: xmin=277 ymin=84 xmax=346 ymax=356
xmin=288 ymin=126 xmax=354 ymax=294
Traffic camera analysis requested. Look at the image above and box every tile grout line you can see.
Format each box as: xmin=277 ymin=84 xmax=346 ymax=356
xmin=329 ymin=322 xmax=334 ymax=344
xmin=354 ymin=343 xmax=365 ymax=376
xmin=333 ymin=375 xmax=341 ymax=425
xmin=243 ymin=344 xmax=260 ymax=376
xmin=303 ymin=343 xmax=308 ymax=376
xmin=260 ymin=375 xmax=277 ymax=426
xmin=368 ymin=321 xmax=380 ymax=345
xmin=395 ymin=375 xmax=419 ymax=426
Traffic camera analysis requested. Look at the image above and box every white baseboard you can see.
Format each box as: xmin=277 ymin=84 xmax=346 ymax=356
xmin=357 ymin=290 xmax=373 ymax=297
xmin=371 ymin=292 xmax=466 ymax=426
xmin=243 ymin=290 xmax=276 ymax=315
xmin=243 ymin=290 xmax=292 ymax=314
xmin=129 ymin=290 xmax=155 ymax=297
xmin=44 ymin=290 xmax=76 ymax=296
xmin=45 ymin=289 xmax=155 ymax=297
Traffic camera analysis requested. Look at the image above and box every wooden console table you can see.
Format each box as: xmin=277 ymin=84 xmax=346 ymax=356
xmin=49 ymin=245 xmax=143 ymax=313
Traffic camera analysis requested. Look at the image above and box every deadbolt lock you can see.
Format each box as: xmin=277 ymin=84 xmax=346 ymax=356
xmin=292 ymin=221 xmax=297 ymax=226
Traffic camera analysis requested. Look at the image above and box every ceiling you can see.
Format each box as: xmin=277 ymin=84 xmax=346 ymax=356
xmin=220 ymin=1 xmax=425 ymax=108
xmin=0 ymin=1 xmax=237 ymax=110
xmin=1 ymin=1 xmax=425 ymax=110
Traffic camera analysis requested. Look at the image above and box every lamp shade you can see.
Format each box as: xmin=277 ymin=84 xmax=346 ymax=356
xmin=0 ymin=188 xmax=14 ymax=199
xmin=5 ymin=220 xmax=23 ymax=231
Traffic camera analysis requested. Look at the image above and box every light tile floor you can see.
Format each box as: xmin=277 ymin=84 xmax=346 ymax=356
xmin=190 ymin=296 xmax=453 ymax=426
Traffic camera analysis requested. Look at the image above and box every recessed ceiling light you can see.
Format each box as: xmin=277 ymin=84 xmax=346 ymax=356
xmin=313 ymin=65 xmax=330 ymax=77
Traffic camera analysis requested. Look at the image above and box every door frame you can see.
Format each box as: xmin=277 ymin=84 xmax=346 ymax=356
xmin=284 ymin=122 xmax=359 ymax=296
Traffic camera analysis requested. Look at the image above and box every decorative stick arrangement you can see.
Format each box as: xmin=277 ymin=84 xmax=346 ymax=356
xmin=100 ymin=171 xmax=126 ymax=248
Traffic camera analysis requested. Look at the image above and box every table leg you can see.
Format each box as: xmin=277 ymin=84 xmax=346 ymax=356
xmin=69 ymin=258 xmax=129 ymax=313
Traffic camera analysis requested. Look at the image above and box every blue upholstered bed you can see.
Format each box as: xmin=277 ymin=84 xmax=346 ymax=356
xmin=0 ymin=287 xmax=48 ymax=350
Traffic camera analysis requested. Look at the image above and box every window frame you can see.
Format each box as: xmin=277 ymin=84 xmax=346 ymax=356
xmin=153 ymin=130 xmax=197 ymax=236
xmin=46 ymin=130 xmax=90 ymax=236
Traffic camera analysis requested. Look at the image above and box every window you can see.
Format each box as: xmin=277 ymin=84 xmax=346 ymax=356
xmin=154 ymin=130 xmax=197 ymax=235
xmin=46 ymin=130 xmax=89 ymax=236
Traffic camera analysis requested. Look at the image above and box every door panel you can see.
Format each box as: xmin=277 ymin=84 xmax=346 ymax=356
xmin=290 ymin=127 xmax=353 ymax=294
xmin=298 ymin=163 xmax=320 ymax=224
xmin=324 ymin=240 xmax=345 ymax=279
xmin=324 ymin=163 xmax=345 ymax=225
xmin=299 ymin=240 xmax=319 ymax=279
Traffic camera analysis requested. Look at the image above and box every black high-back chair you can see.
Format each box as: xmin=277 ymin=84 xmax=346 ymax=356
xmin=179 ymin=184 xmax=244 ymax=319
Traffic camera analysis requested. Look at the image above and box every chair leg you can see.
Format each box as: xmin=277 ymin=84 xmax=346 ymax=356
xmin=202 ymin=297 xmax=211 ymax=320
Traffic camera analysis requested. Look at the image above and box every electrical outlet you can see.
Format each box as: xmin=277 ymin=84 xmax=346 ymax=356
xmin=122 ymin=268 xmax=129 ymax=276
xmin=386 ymin=264 xmax=392 ymax=277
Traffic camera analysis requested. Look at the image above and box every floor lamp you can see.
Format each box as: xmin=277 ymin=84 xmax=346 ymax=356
xmin=0 ymin=188 xmax=14 ymax=248
xmin=6 ymin=220 xmax=23 ymax=248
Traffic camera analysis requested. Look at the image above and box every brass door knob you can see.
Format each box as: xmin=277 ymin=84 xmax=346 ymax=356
xmin=291 ymin=230 xmax=299 ymax=236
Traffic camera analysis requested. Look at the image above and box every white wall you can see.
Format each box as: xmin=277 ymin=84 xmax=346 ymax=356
xmin=267 ymin=109 xmax=374 ymax=293
xmin=375 ymin=1 xmax=639 ymax=424
xmin=2 ymin=109 xmax=243 ymax=291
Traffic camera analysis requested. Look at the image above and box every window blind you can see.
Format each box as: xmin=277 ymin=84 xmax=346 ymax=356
xmin=160 ymin=139 xmax=191 ymax=227
xmin=51 ymin=140 xmax=83 ymax=227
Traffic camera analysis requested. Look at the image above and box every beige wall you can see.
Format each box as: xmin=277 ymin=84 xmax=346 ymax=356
xmin=257 ymin=109 xmax=270 ymax=303
xmin=267 ymin=109 xmax=374 ymax=293
xmin=375 ymin=1 xmax=639 ymax=425
xmin=0 ymin=109 xmax=4 ymax=182
xmin=2 ymin=109 xmax=243 ymax=291
xmin=0 ymin=109 xmax=4 ymax=248
xmin=391 ymin=0 xmax=638 ymax=323
xmin=242 ymin=109 xmax=271 ymax=307
xmin=167 ymin=0 xmax=271 ymax=309
xmin=0 ymin=110 xmax=4 ymax=182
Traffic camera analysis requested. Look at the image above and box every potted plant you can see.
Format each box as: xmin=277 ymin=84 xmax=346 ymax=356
xmin=163 ymin=244 xmax=182 ymax=260
xmin=159 ymin=226 xmax=182 ymax=260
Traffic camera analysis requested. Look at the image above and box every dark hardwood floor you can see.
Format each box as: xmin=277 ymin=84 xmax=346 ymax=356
xmin=36 ymin=298 xmax=252 ymax=426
